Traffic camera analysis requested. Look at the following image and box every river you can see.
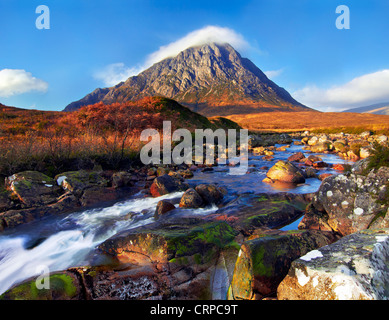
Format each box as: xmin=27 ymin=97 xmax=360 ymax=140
xmin=0 ymin=141 xmax=352 ymax=295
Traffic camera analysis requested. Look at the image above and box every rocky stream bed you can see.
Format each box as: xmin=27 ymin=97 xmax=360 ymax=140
xmin=0 ymin=131 xmax=388 ymax=300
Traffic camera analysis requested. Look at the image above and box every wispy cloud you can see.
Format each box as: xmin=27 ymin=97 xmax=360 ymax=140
xmin=93 ymin=63 xmax=143 ymax=87
xmin=293 ymin=69 xmax=389 ymax=111
xmin=145 ymin=25 xmax=249 ymax=67
xmin=94 ymin=25 xmax=250 ymax=86
xmin=0 ymin=69 xmax=48 ymax=97
xmin=264 ymin=69 xmax=283 ymax=80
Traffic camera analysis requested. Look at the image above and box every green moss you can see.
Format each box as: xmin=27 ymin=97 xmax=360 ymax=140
xmin=167 ymin=221 xmax=237 ymax=261
xmin=0 ymin=273 xmax=78 ymax=300
xmin=251 ymin=246 xmax=273 ymax=277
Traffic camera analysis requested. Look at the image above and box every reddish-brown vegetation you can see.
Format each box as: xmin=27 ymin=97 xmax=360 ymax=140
xmin=225 ymin=111 xmax=389 ymax=134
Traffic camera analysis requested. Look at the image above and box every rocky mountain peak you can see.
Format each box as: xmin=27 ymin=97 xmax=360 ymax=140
xmin=64 ymin=42 xmax=310 ymax=116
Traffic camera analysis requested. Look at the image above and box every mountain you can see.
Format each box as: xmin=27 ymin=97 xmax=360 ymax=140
xmin=64 ymin=43 xmax=310 ymax=116
xmin=342 ymin=102 xmax=389 ymax=115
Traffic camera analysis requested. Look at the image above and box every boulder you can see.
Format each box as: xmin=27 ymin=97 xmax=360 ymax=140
xmin=149 ymin=174 xmax=188 ymax=197
xmin=227 ymin=230 xmax=337 ymax=300
xmin=55 ymin=170 xmax=108 ymax=197
xmin=300 ymin=166 xmax=389 ymax=236
xmin=307 ymin=136 xmax=318 ymax=146
xmin=333 ymin=141 xmax=347 ymax=153
xmin=195 ymin=184 xmax=224 ymax=206
xmin=98 ymin=219 xmax=238 ymax=299
xmin=287 ymin=152 xmax=305 ymax=162
xmin=179 ymin=188 xmax=203 ymax=208
xmin=265 ymin=161 xmax=305 ymax=184
xmin=309 ymin=141 xmax=333 ymax=153
xmin=377 ymin=135 xmax=388 ymax=144
xmin=111 ymin=171 xmax=133 ymax=188
xmin=154 ymin=200 xmax=176 ymax=219
xmin=360 ymin=131 xmax=373 ymax=139
xmin=360 ymin=147 xmax=372 ymax=159
xmin=277 ymin=229 xmax=389 ymax=300
xmin=5 ymin=171 xmax=61 ymax=207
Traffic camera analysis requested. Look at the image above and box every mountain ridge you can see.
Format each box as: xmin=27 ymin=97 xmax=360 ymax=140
xmin=64 ymin=43 xmax=310 ymax=116
xmin=342 ymin=102 xmax=389 ymax=115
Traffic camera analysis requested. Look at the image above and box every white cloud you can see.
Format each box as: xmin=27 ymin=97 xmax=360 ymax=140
xmin=293 ymin=69 xmax=389 ymax=111
xmin=93 ymin=63 xmax=143 ymax=87
xmin=95 ymin=25 xmax=250 ymax=86
xmin=264 ymin=69 xmax=283 ymax=80
xmin=0 ymin=69 xmax=48 ymax=97
xmin=145 ymin=25 xmax=249 ymax=67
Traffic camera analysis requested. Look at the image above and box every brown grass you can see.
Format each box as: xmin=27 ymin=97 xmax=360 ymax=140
xmin=224 ymin=111 xmax=389 ymax=134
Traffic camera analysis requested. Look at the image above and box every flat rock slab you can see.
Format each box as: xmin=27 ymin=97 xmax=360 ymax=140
xmin=277 ymin=228 xmax=389 ymax=300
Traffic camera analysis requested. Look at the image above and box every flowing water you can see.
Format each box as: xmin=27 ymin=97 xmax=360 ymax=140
xmin=0 ymin=142 xmax=352 ymax=295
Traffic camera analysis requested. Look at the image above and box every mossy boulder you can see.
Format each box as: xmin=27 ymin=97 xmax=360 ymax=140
xmin=5 ymin=171 xmax=61 ymax=207
xmin=227 ymin=229 xmax=337 ymax=300
xmin=98 ymin=218 xmax=239 ymax=299
xmin=55 ymin=170 xmax=108 ymax=197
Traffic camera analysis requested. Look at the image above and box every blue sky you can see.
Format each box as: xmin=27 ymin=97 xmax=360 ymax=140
xmin=0 ymin=0 xmax=388 ymax=111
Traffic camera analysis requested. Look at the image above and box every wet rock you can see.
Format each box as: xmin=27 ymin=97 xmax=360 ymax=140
xmin=154 ymin=200 xmax=176 ymax=219
xmin=265 ymin=161 xmax=305 ymax=184
xmin=179 ymin=188 xmax=203 ymax=208
xmin=277 ymin=229 xmax=389 ymax=300
xmin=5 ymin=171 xmax=61 ymax=207
xmin=227 ymin=229 xmax=337 ymax=300
xmin=214 ymin=193 xmax=309 ymax=235
xmin=79 ymin=186 xmax=132 ymax=207
xmin=149 ymin=174 xmax=188 ymax=197
xmin=0 ymin=193 xmax=78 ymax=232
xmin=98 ymin=219 xmax=239 ymax=299
xmin=195 ymin=184 xmax=224 ymax=206
xmin=287 ymin=152 xmax=305 ymax=162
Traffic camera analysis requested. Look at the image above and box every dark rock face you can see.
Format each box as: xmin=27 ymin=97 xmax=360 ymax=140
xmin=64 ymin=43 xmax=309 ymax=116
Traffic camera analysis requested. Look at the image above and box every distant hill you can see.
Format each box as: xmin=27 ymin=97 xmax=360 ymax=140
xmin=342 ymin=102 xmax=389 ymax=115
xmin=64 ymin=43 xmax=310 ymax=116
